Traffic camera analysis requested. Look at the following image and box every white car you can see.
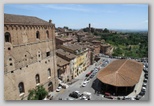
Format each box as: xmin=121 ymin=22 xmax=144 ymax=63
xmin=81 ymin=96 xmax=88 ymax=100
xmin=82 ymin=82 xmax=87 ymax=87
xmin=56 ymin=86 xmax=62 ymax=92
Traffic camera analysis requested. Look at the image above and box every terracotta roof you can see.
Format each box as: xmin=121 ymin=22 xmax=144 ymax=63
xmin=61 ymin=44 xmax=85 ymax=51
xmin=97 ymin=59 xmax=143 ymax=87
xmin=56 ymin=56 xmax=69 ymax=67
xmin=56 ymin=49 xmax=76 ymax=60
xmin=56 ymin=37 xmax=73 ymax=42
xmin=4 ymin=13 xmax=51 ymax=25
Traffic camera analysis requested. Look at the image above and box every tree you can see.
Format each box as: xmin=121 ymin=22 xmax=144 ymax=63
xmin=103 ymin=28 xmax=109 ymax=33
xmin=28 ymin=85 xmax=48 ymax=100
xmin=63 ymin=26 xmax=69 ymax=30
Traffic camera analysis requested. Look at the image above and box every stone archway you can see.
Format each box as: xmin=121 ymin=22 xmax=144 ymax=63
xmin=48 ymin=82 xmax=53 ymax=92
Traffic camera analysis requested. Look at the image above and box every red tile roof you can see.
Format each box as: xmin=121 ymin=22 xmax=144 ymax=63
xmin=4 ymin=13 xmax=51 ymax=25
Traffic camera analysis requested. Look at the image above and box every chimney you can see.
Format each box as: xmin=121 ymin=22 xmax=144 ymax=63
xmin=49 ymin=20 xmax=52 ymax=23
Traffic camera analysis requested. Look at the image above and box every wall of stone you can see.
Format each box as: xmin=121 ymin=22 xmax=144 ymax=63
xmin=4 ymin=24 xmax=58 ymax=100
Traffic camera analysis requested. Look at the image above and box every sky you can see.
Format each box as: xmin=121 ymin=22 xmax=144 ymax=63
xmin=4 ymin=4 xmax=148 ymax=30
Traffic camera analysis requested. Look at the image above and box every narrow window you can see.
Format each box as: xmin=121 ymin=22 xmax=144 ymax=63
xmin=46 ymin=51 xmax=50 ymax=57
xmin=46 ymin=30 xmax=49 ymax=38
xmin=18 ymin=82 xmax=25 ymax=93
xmin=48 ymin=68 xmax=51 ymax=76
xmin=35 ymin=74 xmax=40 ymax=84
xmin=5 ymin=32 xmax=11 ymax=42
xmin=36 ymin=31 xmax=40 ymax=39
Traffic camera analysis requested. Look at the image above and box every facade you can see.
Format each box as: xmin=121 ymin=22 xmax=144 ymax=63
xmin=56 ymin=49 xmax=76 ymax=80
xmin=4 ymin=14 xmax=58 ymax=100
xmin=59 ymin=44 xmax=89 ymax=78
xmin=57 ymin=56 xmax=70 ymax=83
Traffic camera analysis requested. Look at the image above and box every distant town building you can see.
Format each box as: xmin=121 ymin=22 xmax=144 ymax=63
xmin=4 ymin=14 xmax=58 ymax=100
xmin=55 ymin=36 xmax=73 ymax=49
xmin=100 ymin=44 xmax=113 ymax=55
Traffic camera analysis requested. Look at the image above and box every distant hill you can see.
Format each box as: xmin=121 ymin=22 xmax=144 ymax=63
xmin=111 ymin=29 xmax=148 ymax=33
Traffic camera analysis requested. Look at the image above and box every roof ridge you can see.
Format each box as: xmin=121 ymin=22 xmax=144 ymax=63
xmin=116 ymin=60 xmax=128 ymax=73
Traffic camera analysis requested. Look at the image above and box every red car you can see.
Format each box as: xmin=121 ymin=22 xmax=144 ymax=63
xmin=104 ymin=92 xmax=113 ymax=99
xmin=85 ymin=72 xmax=92 ymax=77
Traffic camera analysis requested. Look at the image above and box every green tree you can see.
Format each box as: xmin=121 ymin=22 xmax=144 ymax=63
xmin=28 ymin=85 xmax=48 ymax=100
xmin=103 ymin=28 xmax=109 ymax=33
xmin=63 ymin=26 xmax=69 ymax=29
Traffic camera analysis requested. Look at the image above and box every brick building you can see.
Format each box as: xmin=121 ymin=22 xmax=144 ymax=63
xmin=57 ymin=56 xmax=70 ymax=83
xmin=4 ymin=14 xmax=58 ymax=100
xmin=100 ymin=44 xmax=113 ymax=55
xmin=55 ymin=37 xmax=73 ymax=49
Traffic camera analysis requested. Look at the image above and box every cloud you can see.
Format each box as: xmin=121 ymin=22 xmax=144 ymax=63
xmin=41 ymin=4 xmax=90 ymax=12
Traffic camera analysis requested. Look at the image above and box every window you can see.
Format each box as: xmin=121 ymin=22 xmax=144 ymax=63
xmin=8 ymin=47 xmax=11 ymax=50
xmin=48 ymin=68 xmax=51 ymax=77
xmin=18 ymin=82 xmax=25 ymax=93
xmin=46 ymin=30 xmax=49 ymax=38
xmin=5 ymin=32 xmax=11 ymax=42
xmin=36 ymin=31 xmax=40 ymax=39
xmin=9 ymin=58 xmax=12 ymax=61
xmin=46 ymin=52 xmax=50 ymax=57
xmin=10 ymin=63 xmax=13 ymax=66
xmin=35 ymin=74 xmax=40 ymax=84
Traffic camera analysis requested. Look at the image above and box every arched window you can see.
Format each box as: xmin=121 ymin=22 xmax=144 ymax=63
xmin=5 ymin=32 xmax=11 ymax=42
xmin=46 ymin=30 xmax=49 ymax=38
xmin=48 ymin=68 xmax=51 ymax=77
xmin=18 ymin=82 xmax=25 ymax=93
xmin=35 ymin=74 xmax=40 ymax=84
xmin=36 ymin=31 xmax=40 ymax=39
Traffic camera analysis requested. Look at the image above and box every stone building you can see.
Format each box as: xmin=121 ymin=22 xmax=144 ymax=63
xmin=55 ymin=36 xmax=73 ymax=49
xmin=100 ymin=44 xmax=113 ymax=55
xmin=4 ymin=14 xmax=58 ymax=100
xmin=56 ymin=56 xmax=70 ymax=83
xmin=59 ymin=44 xmax=89 ymax=77
xmin=56 ymin=49 xmax=76 ymax=79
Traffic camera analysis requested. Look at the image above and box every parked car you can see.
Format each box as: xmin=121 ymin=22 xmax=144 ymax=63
xmin=80 ymin=96 xmax=88 ymax=100
xmin=56 ymin=86 xmax=62 ymax=92
xmin=89 ymin=74 xmax=95 ymax=78
xmin=142 ymin=84 xmax=147 ymax=88
xmin=82 ymin=91 xmax=91 ymax=100
xmin=144 ymin=74 xmax=148 ymax=79
xmin=139 ymin=91 xmax=145 ymax=96
xmin=85 ymin=72 xmax=92 ymax=77
xmin=142 ymin=83 xmax=147 ymax=86
xmin=82 ymin=81 xmax=88 ymax=87
xmin=143 ymin=79 xmax=148 ymax=83
xmin=69 ymin=91 xmax=81 ymax=99
xmin=135 ymin=95 xmax=142 ymax=100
